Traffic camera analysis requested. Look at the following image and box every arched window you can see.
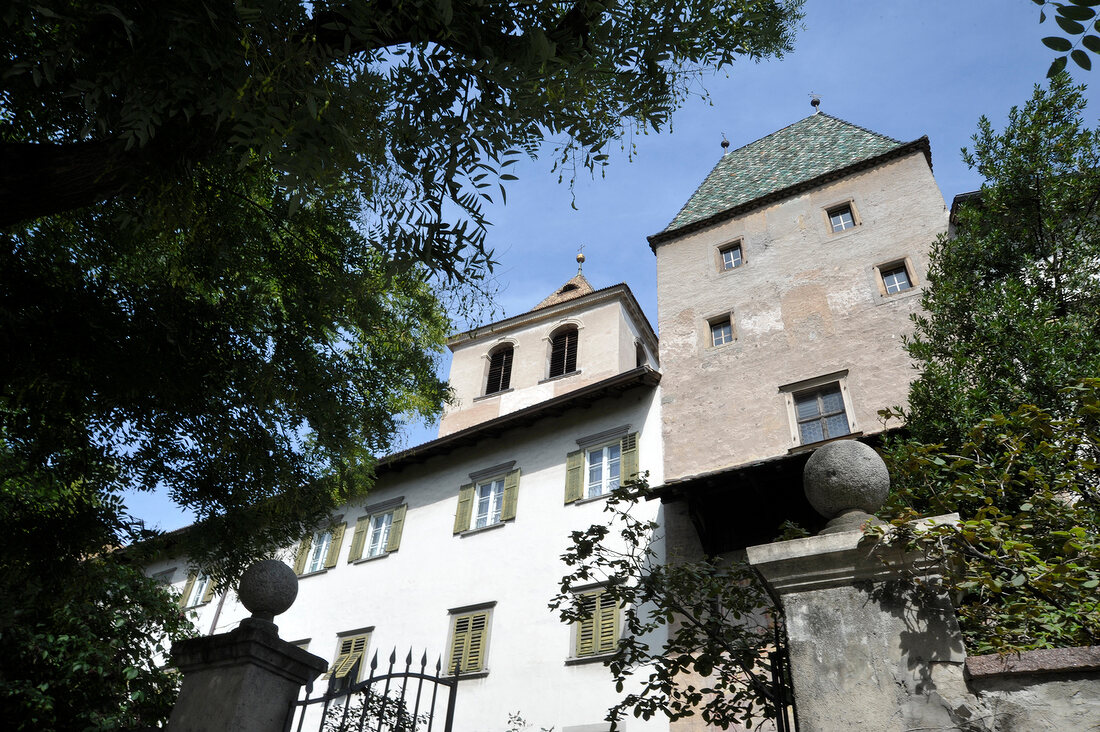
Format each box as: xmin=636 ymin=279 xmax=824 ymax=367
xmin=485 ymin=344 xmax=513 ymax=394
xmin=548 ymin=326 xmax=578 ymax=378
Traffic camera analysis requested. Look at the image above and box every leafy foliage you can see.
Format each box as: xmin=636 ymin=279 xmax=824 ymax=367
xmin=881 ymin=75 xmax=1100 ymax=654
xmin=1035 ymin=0 xmax=1100 ymax=76
xmin=881 ymin=384 xmax=1100 ymax=653
xmin=554 ymin=480 xmax=783 ymax=730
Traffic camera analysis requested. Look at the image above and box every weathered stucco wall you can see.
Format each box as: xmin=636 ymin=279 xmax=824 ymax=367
xmin=654 ymin=152 xmax=948 ymax=482
xmin=440 ymin=290 xmax=655 ymax=436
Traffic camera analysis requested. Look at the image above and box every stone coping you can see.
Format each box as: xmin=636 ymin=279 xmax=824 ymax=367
xmin=966 ymin=646 xmax=1100 ymax=679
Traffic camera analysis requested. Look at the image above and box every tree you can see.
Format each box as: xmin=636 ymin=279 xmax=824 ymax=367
xmin=1 ymin=1 xmax=804 ymax=725
xmin=554 ymin=481 xmax=786 ymax=730
xmin=880 ymin=75 xmax=1100 ymax=653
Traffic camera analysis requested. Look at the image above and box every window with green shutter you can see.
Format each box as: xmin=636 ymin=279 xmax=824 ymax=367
xmin=574 ymin=589 xmax=620 ymax=658
xmin=348 ymin=505 xmax=406 ymax=562
xmin=566 ymin=432 xmax=639 ymax=503
xmin=328 ymin=632 xmax=370 ymax=690
xmin=293 ymin=523 xmax=346 ymax=575
xmin=448 ymin=609 xmax=491 ymax=674
xmin=454 ymin=469 xmax=520 ymax=533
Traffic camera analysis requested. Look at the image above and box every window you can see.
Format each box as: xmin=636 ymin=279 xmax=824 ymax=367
xmin=448 ymin=608 xmax=492 ymax=674
xmin=178 ymin=572 xmax=216 ymax=608
xmin=828 ymin=203 xmax=856 ymax=233
xmin=880 ymin=263 xmax=912 ymax=294
xmin=453 ymin=469 xmax=520 ymax=533
xmin=348 ymin=504 xmax=406 ymax=561
xmin=794 ymin=384 xmax=851 ymax=444
xmin=485 ymin=345 xmax=513 ymax=394
xmin=293 ymin=522 xmax=346 ymax=575
xmin=548 ymin=326 xmax=578 ymax=378
xmin=573 ymin=589 xmax=620 ymax=658
xmin=328 ymin=632 xmax=370 ymax=690
xmin=710 ymin=315 xmax=734 ymax=347
xmin=719 ymin=242 xmax=743 ymax=271
xmin=565 ymin=432 xmax=639 ymax=504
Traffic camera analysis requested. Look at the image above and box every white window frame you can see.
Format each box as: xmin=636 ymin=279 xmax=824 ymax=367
xmin=872 ymin=257 xmax=919 ymax=299
xmin=718 ymin=240 xmax=744 ymax=271
xmin=365 ymin=511 xmax=393 ymax=558
xmin=473 ymin=477 xmax=506 ymax=529
xmin=827 ymin=203 xmax=857 ymax=233
xmin=305 ymin=530 xmax=333 ymax=574
xmin=185 ymin=574 xmax=211 ymax=608
xmin=779 ymin=371 xmax=858 ymax=447
xmin=585 ymin=442 xmax=621 ymax=499
xmin=708 ymin=313 xmax=734 ymax=348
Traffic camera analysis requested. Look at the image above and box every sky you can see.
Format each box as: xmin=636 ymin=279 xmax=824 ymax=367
xmin=128 ymin=0 xmax=1100 ymax=532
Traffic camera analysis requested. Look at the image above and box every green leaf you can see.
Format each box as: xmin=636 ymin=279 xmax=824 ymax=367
xmin=1059 ymin=5 xmax=1097 ymax=20
xmin=1048 ymin=55 xmax=1070 ymax=76
xmin=1072 ymin=49 xmax=1093 ymax=68
xmin=1056 ymin=16 xmax=1086 ymax=34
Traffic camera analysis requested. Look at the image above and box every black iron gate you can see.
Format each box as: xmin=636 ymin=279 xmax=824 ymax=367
xmin=285 ymin=649 xmax=458 ymax=732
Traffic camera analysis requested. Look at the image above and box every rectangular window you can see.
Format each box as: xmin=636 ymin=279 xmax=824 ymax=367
xmin=881 ymin=263 xmax=912 ymax=294
xmin=348 ymin=504 xmax=406 ymax=561
xmin=453 ymin=469 xmax=520 ymax=533
xmin=293 ymin=522 xmax=346 ymax=574
xmin=179 ymin=573 xmax=213 ymax=608
xmin=828 ymin=204 xmax=856 ymax=233
xmin=719 ymin=242 xmax=743 ymax=271
xmin=329 ymin=633 xmax=370 ymax=690
xmin=448 ymin=609 xmax=491 ymax=674
xmin=485 ymin=346 xmax=513 ymax=394
xmin=710 ymin=316 xmax=734 ymax=347
xmin=474 ymin=478 xmax=505 ymax=529
xmin=586 ymin=443 xmax=621 ymax=499
xmin=574 ymin=589 xmax=620 ymax=658
xmin=565 ymin=432 xmax=639 ymax=504
xmin=549 ymin=327 xmax=579 ymax=378
xmin=794 ymin=384 xmax=851 ymax=444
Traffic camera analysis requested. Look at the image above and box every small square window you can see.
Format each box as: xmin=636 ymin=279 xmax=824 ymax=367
xmin=828 ymin=204 xmax=856 ymax=233
xmin=710 ymin=316 xmax=734 ymax=347
xmin=719 ymin=242 xmax=743 ymax=271
xmin=881 ymin=264 xmax=912 ymax=294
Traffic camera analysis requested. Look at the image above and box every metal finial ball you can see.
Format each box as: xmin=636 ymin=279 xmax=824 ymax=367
xmin=721 ymin=138 xmax=730 ymax=150
xmin=810 ymin=96 xmax=821 ymax=109
xmin=237 ymin=559 xmax=298 ymax=622
xmin=576 ymin=252 xmax=585 ymax=265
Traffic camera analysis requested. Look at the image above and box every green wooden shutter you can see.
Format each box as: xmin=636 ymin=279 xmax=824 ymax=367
xmin=324 ymin=523 xmax=346 ymax=568
xmin=386 ymin=504 xmax=407 ymax=552
xmin=450 ymin=611 xmax=489 ymax=673
xmin=348 ymin=516 xmax=370 ymax=562
xmin=201 ymin=576 xmax=217 ymax=604
xmin=596 ymin=592 xmax=620 ymax=654
xmin=178 ymin=574 xmax=196 ymax=608
xmin=564 ymin=450 xmax=584 ymax=504
xmin=500 ymin=469 xmax=520 ymax=521
xmin=331 ymin=634 xmax=369 ymax=679
xmin=449 ymin=615 xmax=470 ymax=673
xmin=293 ymin=536 xmax=312 ymax=575
xmin=620 ymin=432 xmax=640 ymax=484
xmin=454 ymin=483 xmax=475 ymax=534
xmin=575 ymin=592 xmax=598 ymax=656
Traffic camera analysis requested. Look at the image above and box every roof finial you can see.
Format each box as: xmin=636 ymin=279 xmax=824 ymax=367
xmin=721 ymin=133 xmax=730 ymax=153
xmin=810 ymin=93 xmax=821 ymax=113
xmin=576 ymin=244 xmax=586 ymax=272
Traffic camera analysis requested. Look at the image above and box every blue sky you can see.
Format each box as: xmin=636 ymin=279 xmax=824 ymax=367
xmin=129 ymin=1 xmax=1100 ymax=531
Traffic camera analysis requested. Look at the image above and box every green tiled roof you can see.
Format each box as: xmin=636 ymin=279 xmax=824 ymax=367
xmin=662 ymin=113 xmax=909 ymax=234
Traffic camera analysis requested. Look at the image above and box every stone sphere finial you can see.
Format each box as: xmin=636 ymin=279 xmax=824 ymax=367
xmin=238 ymin=559 xmax=298 ymax=622
xmin=803 ymin=440 xmax=890 ymax=534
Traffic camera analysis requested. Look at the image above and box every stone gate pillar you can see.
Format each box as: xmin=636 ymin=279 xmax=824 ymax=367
xmin=168 ymin=560 xmax=328 ymax=732
xmin=746 ymin=441 xmax=974 ymax=731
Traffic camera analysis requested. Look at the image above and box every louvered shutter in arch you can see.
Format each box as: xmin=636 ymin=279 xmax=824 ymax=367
xmin=620 ymin=432 xmax=640 ymax=483
xmin=386 ymin=504 xmax=407 ymax=552
xmin=454 ymin=483 xmax=475 ymax=533
xmin=564 ymin=450 xmax=584 ymax=503
xmin=324 ymin=523 xmax=346 ymax=568
xmin=293 ymin=536 xmax=312 ymax=575
xmin=549 ymin=327 xmax=578 ymax=378
xmin=500 ymin=469 xmax=520 ymax=521
xmin=485 ymin=346 xmax=513 ymax=394
xmin=348 ymin=516 xmax=370 ymax=562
